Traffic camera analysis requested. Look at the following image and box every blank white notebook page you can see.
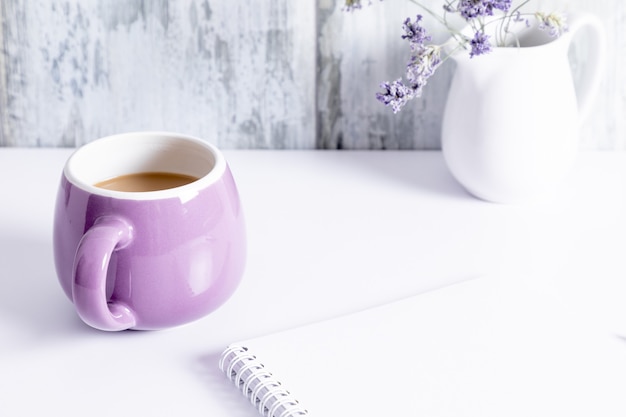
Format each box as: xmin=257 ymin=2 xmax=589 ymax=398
xmin=220 ymin=275 xmax=626 ymax=417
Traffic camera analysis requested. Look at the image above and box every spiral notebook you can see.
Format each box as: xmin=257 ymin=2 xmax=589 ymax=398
xmin=219 ymin=276 xmax=626 ymax=417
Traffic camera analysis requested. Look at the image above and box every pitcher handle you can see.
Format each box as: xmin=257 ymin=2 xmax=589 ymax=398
xmin=566 ymin=13 xmax=606 ymax=123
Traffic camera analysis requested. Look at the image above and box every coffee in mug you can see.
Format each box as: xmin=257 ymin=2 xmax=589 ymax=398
xmin=95 ymin=172 xmax=199 ymax=192
xmin=53 ymin=131 xmax=246 ymax=331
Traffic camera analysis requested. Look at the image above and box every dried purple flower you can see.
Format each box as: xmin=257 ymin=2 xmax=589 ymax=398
xmin=457 ymin=0 xmax=512 ymax=20
xmin=457 ymin=0 xmax=492 ymax=19
xmin=401 ymin=15 xmax=432 ymax=51
xmin=535 ymin=12 xmax=569 ymax=37
xmin=469 ymin=31 xmax=492 ymax=57
xmin=343 ymin=0 xmax=364 ymax=12
xmin=492 ymin=0 xmax=512 ymax=12
xmin=359 ymin=1 xmax=569 ymax=113
xmin=406 ymin=45 xmax=442 ymax=83
xmin=512 ymin=10 xmax=530 ymax=27
xmin=376 ymin=79 xmax=415 ymax=113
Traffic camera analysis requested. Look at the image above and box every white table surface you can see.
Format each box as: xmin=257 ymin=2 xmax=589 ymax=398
xmin=1 ymin=148 xmax=626 ymax=416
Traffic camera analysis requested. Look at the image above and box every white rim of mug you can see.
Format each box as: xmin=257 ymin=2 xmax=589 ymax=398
xmin=64 ymin=131 xmax=227 ymax=201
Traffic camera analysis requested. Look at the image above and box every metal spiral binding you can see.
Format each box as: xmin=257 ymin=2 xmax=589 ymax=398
xmin=219 ymin=345 xmax=309 ymax=417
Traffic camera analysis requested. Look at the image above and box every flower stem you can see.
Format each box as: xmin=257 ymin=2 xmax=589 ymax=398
xmin=497 ymin=0 xmax=531 ymax=45
xmin=406 ymin=0 xmax=447 ymax=26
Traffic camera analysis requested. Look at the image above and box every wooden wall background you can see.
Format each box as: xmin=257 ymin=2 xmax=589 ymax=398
xmin=0 ymin=0 xmax=624 ymax=149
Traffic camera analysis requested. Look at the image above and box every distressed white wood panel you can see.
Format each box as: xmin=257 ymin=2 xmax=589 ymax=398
xmin=317 ymin=0 xmax=626 ymax=149
xmin=0 ymin=0 xmax=316 ymax=148
xmin=0 ymin=0 xmax=624 ymax=149
xmin=317 ymin=0 xmax=453 ymax=149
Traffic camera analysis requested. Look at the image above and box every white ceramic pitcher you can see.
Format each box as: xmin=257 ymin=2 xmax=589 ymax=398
xmin=441 ymin=13 xmax=606 ymax=204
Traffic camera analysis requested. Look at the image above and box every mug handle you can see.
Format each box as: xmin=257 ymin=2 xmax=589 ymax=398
xmin=72 ymin=216 xmax=136 ymax=331
xmin=566 ymin=13 xmax=606 ymax=123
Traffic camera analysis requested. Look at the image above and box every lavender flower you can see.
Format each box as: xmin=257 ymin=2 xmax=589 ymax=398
xmin=470 ymin=31 xmax=491 ymax=57
xmin=457 ymin=0 xmax=512 ymax=20
xmin=492 ymin=0 xmax=512 ymax=12
xmin=343 ymin=0 xmax=364 ymax=12
xmin=535 ymin=12 xmax=569 ymax=37
xmin=406 ymin=45 xmax=442 ymax=84
xmin=457 ymin=0 xmax=484 ymax=19
xmin=376 ymin=79 xmax=415 ymax=113
xmin=512 ymin=10 xmax=530 ymax=27
xmin=346 ymin=1 xmax=570 ymax=113
xmin=457 ymin=0 xmax=492 ymax=19
xmin=401 ymin=15 xmax=431 ymax=51
xmin=376 ymin=19 xmax=442 ymax=113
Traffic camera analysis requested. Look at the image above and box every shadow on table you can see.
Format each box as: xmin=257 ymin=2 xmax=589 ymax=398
xmin=326 ymin=151 xmax=473 ymax=201
xmin=195 ymin=351 xmax=260 ymax=417
xmin=0 ymin=232 xmax=93 ymax=343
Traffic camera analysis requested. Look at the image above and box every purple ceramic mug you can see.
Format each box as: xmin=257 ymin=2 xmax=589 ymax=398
xmin=53 ymin=132 xmax=246 ymax=331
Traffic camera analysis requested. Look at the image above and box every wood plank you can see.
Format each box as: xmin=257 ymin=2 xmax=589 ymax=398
xmin=0 ymin=0 xmax=317 ymax=148
xmin=0 ymin=0 xmax=623 ymax=149
xmin=317 ymin=0 xmax=451 ymax=149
